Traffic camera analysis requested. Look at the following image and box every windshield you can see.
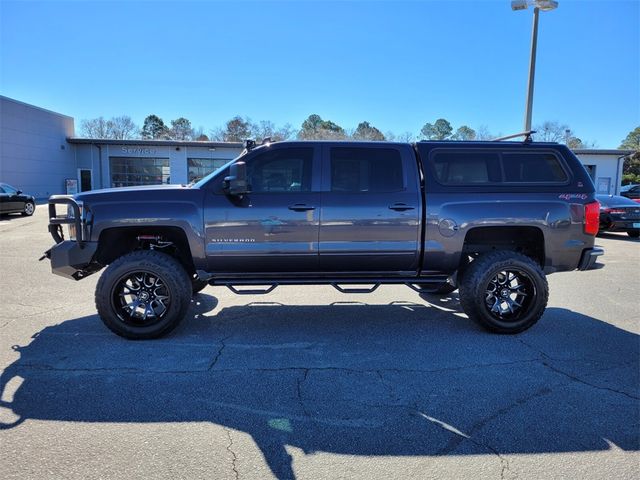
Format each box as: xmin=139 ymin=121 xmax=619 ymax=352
xmin=190 ymin=151 xmax=247 ymax=189
xmin=190 ymin=144 xmax=269 ymax=188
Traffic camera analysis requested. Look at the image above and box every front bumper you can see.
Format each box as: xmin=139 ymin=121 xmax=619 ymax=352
xmin=577 ymin=247 xmax=604 ymax=271
xmin=48 ymin=241 xmax=99 ymax=280
xmin=44 ymin=195 xmax=99 ymax=280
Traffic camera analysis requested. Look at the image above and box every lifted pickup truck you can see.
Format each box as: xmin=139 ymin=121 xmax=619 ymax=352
xmin=45 ymin=138 xmax=603 ymax=339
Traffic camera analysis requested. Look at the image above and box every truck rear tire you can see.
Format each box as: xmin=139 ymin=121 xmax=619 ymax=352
xmin=458 ymin=251 xmax=548 ymax=334
xmin=95 ymin=250 xmax=192 ymax=339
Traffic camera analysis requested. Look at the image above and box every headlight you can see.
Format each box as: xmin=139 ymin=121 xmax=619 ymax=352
xmin=66 ymin=201 xmax=84 ymax=241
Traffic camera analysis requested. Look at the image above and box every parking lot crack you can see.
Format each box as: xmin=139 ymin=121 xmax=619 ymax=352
xmin=208 ymin=335 xmax=232 ymax=371
xmin=224 ymin=427 xmax=239 ymax=480
xmin=296 ymin=368 xmax=314 ymax=421
xmin=517 ymin=339 xmax=639 ymax=400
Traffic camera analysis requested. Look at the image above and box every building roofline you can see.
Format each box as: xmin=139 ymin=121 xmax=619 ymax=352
xmin=573 ymin=149 xmax=635 ymax=156
xmin=1 ymin=95 xmax=74 ymax=120
xmin=67 ymin=137 xmax=243 ymax=148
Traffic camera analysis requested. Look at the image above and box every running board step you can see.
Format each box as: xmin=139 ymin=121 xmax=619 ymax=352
xmin=331 ymin=283 xmax=380 ymax=294
xmin=226 ymin=284 xmax=278 ymax=295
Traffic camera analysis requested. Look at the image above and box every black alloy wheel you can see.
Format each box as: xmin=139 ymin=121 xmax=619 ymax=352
xmin=95 ymin=250 xmax=191 ymax=339
xmin=112 ymin=271 xmax=171 ymax=326
xmin=458 ymin=251 xmax=548 ymax=334
xmin=483 ymin=269 xmax=534 ymax=322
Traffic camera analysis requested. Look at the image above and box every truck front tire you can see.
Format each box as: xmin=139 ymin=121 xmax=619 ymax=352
xmin=95 ymin=250 xmax=192 ymax=339
xmin=458 ymin=251 xmax=548 ymax=334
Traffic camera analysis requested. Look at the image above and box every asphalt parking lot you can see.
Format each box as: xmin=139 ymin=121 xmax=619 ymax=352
xmin=0 ymin=206 xmax=638 ymax=480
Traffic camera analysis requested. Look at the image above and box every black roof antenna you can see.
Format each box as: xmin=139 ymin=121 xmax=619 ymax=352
xmin=492 ymin=130 xmax=536 ymax=143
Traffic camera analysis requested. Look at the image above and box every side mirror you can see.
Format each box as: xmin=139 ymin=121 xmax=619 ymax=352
xmin=16 ymin=190 xmax=22 ymax=195
xmin=223 ymin=161 xmax=249 ymax=196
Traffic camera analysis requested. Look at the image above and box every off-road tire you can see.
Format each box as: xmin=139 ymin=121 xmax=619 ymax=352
xmin=22 ymin=201 xmax=35 ymax=216
xmin=95 ymin=250 xmax=192 ymax=339
xmin=458 ymin=251 xmax=548 ymax=334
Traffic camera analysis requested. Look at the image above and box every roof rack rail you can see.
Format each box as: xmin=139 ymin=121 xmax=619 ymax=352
xmin=492 ymin=130 xmax=536 ymax=143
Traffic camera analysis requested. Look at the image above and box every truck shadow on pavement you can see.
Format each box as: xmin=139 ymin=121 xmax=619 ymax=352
xmin=1 ymin=295 xmax=638 ymax=479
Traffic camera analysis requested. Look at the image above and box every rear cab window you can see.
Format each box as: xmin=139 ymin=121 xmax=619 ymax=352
xmin=429 ymin=149 xmax=569 ymax=186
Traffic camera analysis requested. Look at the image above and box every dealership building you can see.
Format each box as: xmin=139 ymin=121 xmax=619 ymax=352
xmin=0 ymin=95 xmax=634 ymax=199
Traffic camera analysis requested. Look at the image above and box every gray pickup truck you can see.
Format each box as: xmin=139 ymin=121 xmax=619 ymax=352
xmin=45 ymin=139 xmax=603 ymax=339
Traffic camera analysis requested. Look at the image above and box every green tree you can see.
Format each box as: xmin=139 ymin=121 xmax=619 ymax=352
xmin=420 ymin=118 xmax=453 ymax=140
xmin=451 ymin=125 xmax=476 ymax=141
xmin=141 ymin=115 xmax=169 ymax=139
xmin=353 ymin=121 xmax=385 ymax=141
xmin=170 ymin=117 xmax=193 ymax=140
xmin=222 ymin=116 xmax=253 ymax=142
xmin=619 ymin=126 xmax=640 ymax=151
xmin=620 ymin=127 xmax=640 ymax=183
xmin=298 ymin=114 xmax=346 ymax=140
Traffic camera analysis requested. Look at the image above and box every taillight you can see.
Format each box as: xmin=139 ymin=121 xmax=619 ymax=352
xmin=584 ymin=201 xmax=600 ymax=235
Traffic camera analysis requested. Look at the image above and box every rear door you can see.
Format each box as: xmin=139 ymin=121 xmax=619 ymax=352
xmin=319 ymin=144 xmax=421 ymax=273
xmin=203 ymin=145 xmax=321 ymax=273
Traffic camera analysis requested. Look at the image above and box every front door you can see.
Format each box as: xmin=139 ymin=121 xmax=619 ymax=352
xmin=203 ymin=145 xmax=321 ymax=273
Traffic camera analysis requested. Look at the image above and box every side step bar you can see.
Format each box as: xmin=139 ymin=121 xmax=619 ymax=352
xmin=196 ymin=275 xmax=451 ymax=296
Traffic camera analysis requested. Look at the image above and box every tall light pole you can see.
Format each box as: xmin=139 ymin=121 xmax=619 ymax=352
xmin=511 ymin=0 xmax=558 ymax=132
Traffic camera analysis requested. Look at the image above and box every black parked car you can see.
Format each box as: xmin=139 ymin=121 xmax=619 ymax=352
xmin=0 ymin=183 xmax=36 ymax=216
xmin=620 ymin=184 xmax=640 ymax=200
xmin=597 ymin=194 xmax=640 ymax=238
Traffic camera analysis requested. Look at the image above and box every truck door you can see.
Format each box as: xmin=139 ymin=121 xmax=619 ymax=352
xmin=203 ymin=145 xmax=321 ymax=273
xmin=319 ymin=145 xmax=421 ymax=273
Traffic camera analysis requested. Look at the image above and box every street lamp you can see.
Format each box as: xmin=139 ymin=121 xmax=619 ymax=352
xmin=511 ymin=0 xmax=559 ymax=132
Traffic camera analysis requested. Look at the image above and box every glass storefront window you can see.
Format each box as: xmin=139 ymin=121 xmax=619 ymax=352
xmin=110 ymin=157 xmax=170 ymax=187
xmin=188 ymin=158 xmax=230 ymax=183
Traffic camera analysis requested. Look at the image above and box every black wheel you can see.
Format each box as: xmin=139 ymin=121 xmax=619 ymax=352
xmin=458 ymin=251 xmax=548 ymax=334
xmin=95 ymin=250 xmax=191 ymax=339
xmin=628 ymin=230 xmax=640 ymax=238
xmin=418 ymin=282 xmax=457 ymax=295
xmin=22 ymin=201 xmax=35 ymax=216
xmin=192 ymin=278 xmax=208 ymax=295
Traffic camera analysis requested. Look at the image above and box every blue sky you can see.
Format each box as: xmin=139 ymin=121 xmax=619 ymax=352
xmin=1 ymin=0 xmax=638 ymax=147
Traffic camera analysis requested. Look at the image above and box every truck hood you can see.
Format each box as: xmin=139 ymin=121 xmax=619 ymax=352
xmin=74 ymin=184 xmax=190 ymax=202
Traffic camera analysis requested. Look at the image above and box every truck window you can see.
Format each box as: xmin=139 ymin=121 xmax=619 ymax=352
xmin=247 ymin=148 xmax=313 ymax=193
xmin=502 ymin=153 xmax=568 ymax=183
xmin=432 ymin=151 xmax=501 ymax=184
xmin=330 ymin=147 xmax=403 ymax=192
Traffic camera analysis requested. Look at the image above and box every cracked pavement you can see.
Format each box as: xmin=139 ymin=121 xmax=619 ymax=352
xmin=0 ymin=208 xmax=639 ymax=479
